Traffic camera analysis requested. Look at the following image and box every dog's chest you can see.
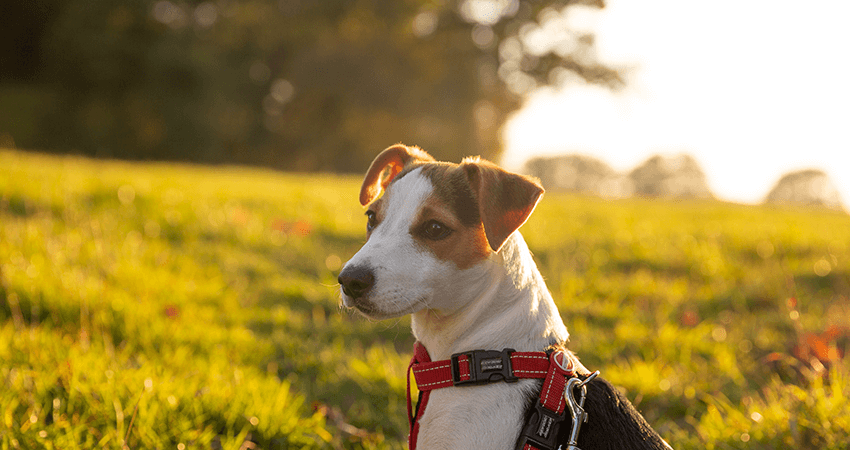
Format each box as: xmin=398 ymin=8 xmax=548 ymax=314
xmin=415 ymin=379 xmax=539 ymax=449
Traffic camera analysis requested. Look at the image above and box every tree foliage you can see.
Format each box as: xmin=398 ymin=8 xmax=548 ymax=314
xmin=2 ymin=0 xmax=620 ymax=171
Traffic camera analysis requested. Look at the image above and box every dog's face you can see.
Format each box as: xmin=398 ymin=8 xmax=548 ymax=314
xmin=339 ymin=144 xmax=543 ymax=320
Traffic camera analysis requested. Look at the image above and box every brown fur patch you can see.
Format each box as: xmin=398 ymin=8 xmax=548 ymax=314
xmin=411 ymin=193 xmax=491 ymax=270
xmin=461 ymin=159 xmax=543 ymax=252
xmin=365 ymin=197 xmax=385 ymax=241
xmin=359 ymin=144 xmax=434 ymax=205
xmin=415 ymin=163 xmax=480 ymax=226
xmin=381 ymin=156 xmax=539 ymax=267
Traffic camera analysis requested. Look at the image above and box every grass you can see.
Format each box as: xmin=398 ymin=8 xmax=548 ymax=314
xmin=1 ymin=148 xmax=849 ymax=449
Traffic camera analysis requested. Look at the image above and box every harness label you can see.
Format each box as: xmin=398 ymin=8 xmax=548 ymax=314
xmin=537 ymin=415 xmax=554 ymax=438
xmin=480 ymin=358 xmax=503 ymax=372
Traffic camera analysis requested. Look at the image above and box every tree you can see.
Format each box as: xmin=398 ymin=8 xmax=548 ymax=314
xmin=14 ymin=0 xmax=621 ymax=171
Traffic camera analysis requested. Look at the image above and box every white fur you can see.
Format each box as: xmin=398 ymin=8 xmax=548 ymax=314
xmin=340 ymin=168 xmax=569 ymax=449
xmin=341 ymin=169 xmax=456 ymax=319
xmin=411 ymin=233 xmax=568 ymax=448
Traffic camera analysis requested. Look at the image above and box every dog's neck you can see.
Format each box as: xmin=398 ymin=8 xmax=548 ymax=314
xmin=408 ymin=232 xmax=572 ymax=449
xmin=411 ymin=232 xmax=569 ymax=360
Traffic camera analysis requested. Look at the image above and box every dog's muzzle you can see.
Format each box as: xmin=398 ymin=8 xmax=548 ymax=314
xmin=338 ymin=265 xmax=375 ymax=300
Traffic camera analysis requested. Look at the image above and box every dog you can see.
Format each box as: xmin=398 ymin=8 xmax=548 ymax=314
xmin=339 ymin=144 xmax=672 ymax=449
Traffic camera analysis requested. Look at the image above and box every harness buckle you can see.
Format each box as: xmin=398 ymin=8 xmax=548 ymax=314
xmin=451 ymin=348 xmax=518 ymax=386
xmin=515 ymin=402 xmax=566 ymax=450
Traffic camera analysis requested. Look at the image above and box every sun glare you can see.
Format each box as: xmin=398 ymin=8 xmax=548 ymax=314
xmin=503 ymin=0 xmax=850 ymax=205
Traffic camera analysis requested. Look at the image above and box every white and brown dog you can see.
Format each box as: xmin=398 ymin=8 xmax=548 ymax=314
xmin=339 ymin=144 xmax=671 ymax=449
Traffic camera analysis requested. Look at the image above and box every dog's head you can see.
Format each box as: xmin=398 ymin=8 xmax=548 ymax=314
xmin=338 ymin=144 xmax=543 ymax=319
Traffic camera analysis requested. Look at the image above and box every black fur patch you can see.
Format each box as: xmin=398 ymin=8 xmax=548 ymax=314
xmin=518 ymin=376 xmax=671 ymax=450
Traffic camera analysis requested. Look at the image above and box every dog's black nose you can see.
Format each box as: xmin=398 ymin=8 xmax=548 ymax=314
xmin=338 ymin=265 xmax=375 ymax=299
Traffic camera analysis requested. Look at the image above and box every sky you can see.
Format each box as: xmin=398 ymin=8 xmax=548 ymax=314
xmin=501 ymin=0 xmax=850 ymax=204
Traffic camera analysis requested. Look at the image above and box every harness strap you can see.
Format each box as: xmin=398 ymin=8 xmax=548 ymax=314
xmin=412 ymin=349 xmax=551 ymax=390
xmin=406 ymin=342 xmax=432 ymax=450
xmin=539 ymin=350 xmax=575 ymax=413
xmin=407 ymin=342 xmax=581 ymax=450
xmin=517 ymin=351 xmax=577 ymax=450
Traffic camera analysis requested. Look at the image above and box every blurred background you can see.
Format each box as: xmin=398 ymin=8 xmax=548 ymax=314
xmin=2 ymin=1 xmax=850 ymax=448
xmin=2 ymin=0 xmax=622 ymax=172
xmin=4 ymin=0 xmax=846 ymax=208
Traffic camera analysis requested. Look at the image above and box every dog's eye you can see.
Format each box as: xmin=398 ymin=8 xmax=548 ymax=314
xmin=422 ymin=220 xmax=452 ymax=240
xmin=365 ymin=210 xmax=377 ymax=232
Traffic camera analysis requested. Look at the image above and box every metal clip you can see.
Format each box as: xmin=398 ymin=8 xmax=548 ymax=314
xmin=560 ymin=371 xmax=599 ymax=450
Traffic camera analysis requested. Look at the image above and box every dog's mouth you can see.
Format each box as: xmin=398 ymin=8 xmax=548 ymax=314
xmin=340 ymin=292 xmax=381 ymax=317
xmin=354 ymin=303 xmax=380 ymax=318
xmin=341 ymin=291 xmax=423 ymax=320
xmin=340 ymin=291 xmax=357 ymax=308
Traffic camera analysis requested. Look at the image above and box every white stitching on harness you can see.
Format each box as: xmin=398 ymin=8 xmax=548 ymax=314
xmin=514 ymin=370 xmax=547 ymax=375
xmin=418 ymin=379 xmax=454 ymax=388
xmin=542 ymin=366 xmax=556 ymax=407
xmin=512 ymin=354 xmax=548 ymax=376
xmin=414 ymin=362 xmax=455 ymax=388
xmin=415 ymin=363 xmax=451 ymax=373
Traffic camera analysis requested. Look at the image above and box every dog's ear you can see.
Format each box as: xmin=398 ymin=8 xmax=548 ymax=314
xmin=359 ymin=144 xmax=435 ymax=205
xmin=462 ymin=159 xmax=543 ymax=252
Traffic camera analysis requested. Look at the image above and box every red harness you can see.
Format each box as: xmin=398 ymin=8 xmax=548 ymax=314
xmin=406 ymin=341 xmax=582 ymax=450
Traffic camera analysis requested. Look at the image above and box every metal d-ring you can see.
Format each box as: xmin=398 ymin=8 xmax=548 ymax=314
xmin=552 ymin=350 xmax=575 ymax=373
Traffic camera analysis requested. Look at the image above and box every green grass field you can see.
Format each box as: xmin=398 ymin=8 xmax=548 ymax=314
xmin=1 ymin=149 xmax=849 ymax=449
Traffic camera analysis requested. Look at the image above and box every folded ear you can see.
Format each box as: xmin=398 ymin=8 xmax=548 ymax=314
xmin=462 ymin=159 xmax=544 ymax=252
xmin=359 ymin=144 xmax=435 ymax=205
